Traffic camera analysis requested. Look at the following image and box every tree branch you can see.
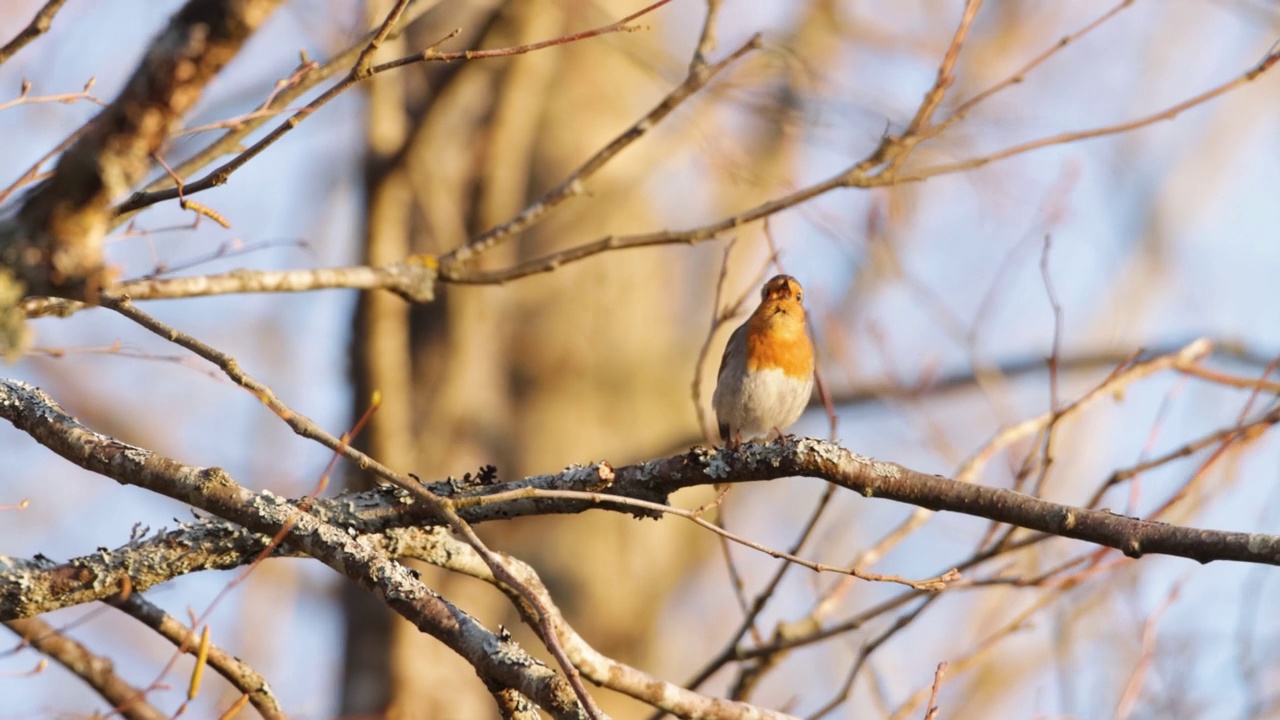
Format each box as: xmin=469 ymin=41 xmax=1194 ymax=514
xmin=112 ymin=594 xmax=285 ymax=720
xmin=0 ymin=0 xmax=69 ymax=65
xmin=4 ymin=616 xmax=167 ymax=720
xmin=438 ymin=30 xmax=760 ymax=271
xmin=5 ymin=373 xmax=1280 ymax=623
xmin=111 ymin=0 xmax=674 ymax=220
xmin=19 ymin=259 xmax=440 ymax=317
xmin=0 ymin=0 xmax=285 ymax=301
xmin=0 ymin=378 xmax=586 ymax=718
xmin=3 ymin=522 xmax=801 ymax=718
xmin=387 ymin=527 xmax=798 ymax=720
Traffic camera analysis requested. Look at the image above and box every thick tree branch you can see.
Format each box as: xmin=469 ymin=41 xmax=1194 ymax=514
xmin=94 ymin=294 xmax=598 ymax=715
xmin=5 ymin=373 xmax=1280 ymax=623
xmin=0 ymin=0 xmax=285 ymax=302
xmin=3 ymin=521 xmax=799 ymax=719
xmin=384 ymin=527 xmax=798 ymax=720
xmin=111 ymin=0 xmax=674 ymax=220
xmin=0 ymin=378 xmax=585 ymax=718
xmin=18 ymin=259 xmax=440 ymax=317
xmin=0 ymin=520 xmax=266 ymax=620
xmin=112 ymin=594 xmax=285 ymax=720
xmin=4 ymin=363 xmax=1279 ymax=714
xmin=4 ymin=616 xmax=167 ymax=720
xmin=437 ymin=438 xmax=1280 ymax=566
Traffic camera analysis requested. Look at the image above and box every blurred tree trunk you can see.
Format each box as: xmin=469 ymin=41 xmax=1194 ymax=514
xmin=343 ymin=1 xmax=712 ymax=716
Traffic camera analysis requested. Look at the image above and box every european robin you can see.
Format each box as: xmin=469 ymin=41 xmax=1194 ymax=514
xmin=712 ymin=274 xmax=815 ymax=443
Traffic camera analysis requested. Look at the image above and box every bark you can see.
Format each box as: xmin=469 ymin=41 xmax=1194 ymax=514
xmin=0 ymin=0 xmax=284 ymax=305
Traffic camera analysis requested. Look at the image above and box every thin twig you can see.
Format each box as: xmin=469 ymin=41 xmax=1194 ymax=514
xmin=116 ymin=0 xmax=675 ymax=218
xmin=0 ymin=121 xmax=90 ymax=203
xmin=99 ymin=296 xmax=601 ymax=717
xmin=901 ymin=0 xmax=984 ymax=139
xmin=689 ymin=0 xmax=723 ymax=73
xmin=0 ymin=78 xmax=105 ymax=112
xmin=439 ymin=27 xmax=757 ymax=270
xmin=1113 ymin=582 xmax=1183 ymax=720
xmin=807 ymin=596 xmax=942 ymax=719
xmin=902 ymin=43 xmax=1280 ymax=181
xmin=922 ymin=661 xmax=947 ymax=720
xmin=924 ymin=0 xmax=1137 ymax=142
xmin=460 ymin=487 xmax=954 ymax=591
xmin=0 ymin=0 xmax=69 ymax=65
xmin=1090 ymin=405 xmax=1280 ymax=509
xmin=352 ymin=0 xmax=412 ymax=77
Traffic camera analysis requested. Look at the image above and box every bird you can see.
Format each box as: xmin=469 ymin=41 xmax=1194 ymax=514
xmin=712 ymin=274 xmax=815 ymax=444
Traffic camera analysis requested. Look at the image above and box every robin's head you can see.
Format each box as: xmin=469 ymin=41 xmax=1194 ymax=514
xmin=760 ymin=274 xmax=804 ymax=306
xmin=761 ymin=275 xmax=804 ymax=305
xmin=754 ymin=275 xmax=807 ymax=328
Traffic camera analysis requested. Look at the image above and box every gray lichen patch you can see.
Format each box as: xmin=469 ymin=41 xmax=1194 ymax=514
xmin=703 ymin=451 xmax=732 ymax=480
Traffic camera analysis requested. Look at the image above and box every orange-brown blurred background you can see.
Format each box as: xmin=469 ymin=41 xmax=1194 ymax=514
xmin=3 ymin=1 xmax=1280 ymax=717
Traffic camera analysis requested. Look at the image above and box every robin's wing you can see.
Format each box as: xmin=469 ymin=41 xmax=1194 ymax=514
xmin=713 ymin=321 xmax=751 ymax=441
xmin=716 ymin=321 xmax=749 ymax=380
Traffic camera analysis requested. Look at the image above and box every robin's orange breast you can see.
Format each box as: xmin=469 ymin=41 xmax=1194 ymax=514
xmin=744 ymin=320 xmax=813 ymax=379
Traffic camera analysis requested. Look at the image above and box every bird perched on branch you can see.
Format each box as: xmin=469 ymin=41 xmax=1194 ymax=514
xmin=713 ymin=274 xmax=815 ymax=444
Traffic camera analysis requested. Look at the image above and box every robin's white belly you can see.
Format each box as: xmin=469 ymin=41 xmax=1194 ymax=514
xmin=717 ymin=367 xmax=814 ymax=440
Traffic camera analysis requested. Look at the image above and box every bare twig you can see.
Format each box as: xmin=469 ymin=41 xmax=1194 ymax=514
xmin=692 ymin=239 xmax=745 ymax=443
xmin=0 ymin=0 xmax=287 ymax=299
xmin=1031 ymin=232 xmax=1065 ymax=498
xmin=901 ymin=0 xmax=984 ymax=139
xmin=922 ymin=662 xmax=947 ymax=720
xmin=96 ymin=297 xmax=599 ymax=717
xmin=887 ymin=588 xmax=1077 ymax=720
xmin=439 ymin=28 xmax=758 ymax=271
xmin=925 ymin=0 xmax=1137 ymax=142
xmin=467 ymin=487 xmax=953 ymax=591
xmin=721 ymin=486 xmax=839 ymax=703
xmin=808 ymin=596 xmax=942 ymax=719
xmin=441 ymin=162 xmax=880 ymax=284
xmin=1180 ymin=362 xmax=1280 ymax=394
xmin=352 ymin=0 xmax=413 ymax=77
xmin=0 ymin=122 xmax=92 ymax=204
xmin=902 ymin=42 xmax=1280 ymax=181
xmin=1113 ymin=582 xmax=1183 ymax=720
xmin=0 ymin=0 xmax=69 ymax=65
xmin=0 ymin=379 xmax=587 ymax=717
xmin=690 ymin=0 xmax=724 ymax=73
xmin=0 ymin=77 xmax=105 ymax=112
xmin=20 ymin=259 xmax=439 ymax=318
xmin=446 ymin=38 xmax=1280 ymax=287
xmin=115 ymin=0 xmax=676 ymax=219
xmin=1089 ymin=404 xmax=1280 ymax=509
xmin=112 ymin=14 xmax=425 ymax=222
xmin=955 ymin=339 xmax=1212 ymax=485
